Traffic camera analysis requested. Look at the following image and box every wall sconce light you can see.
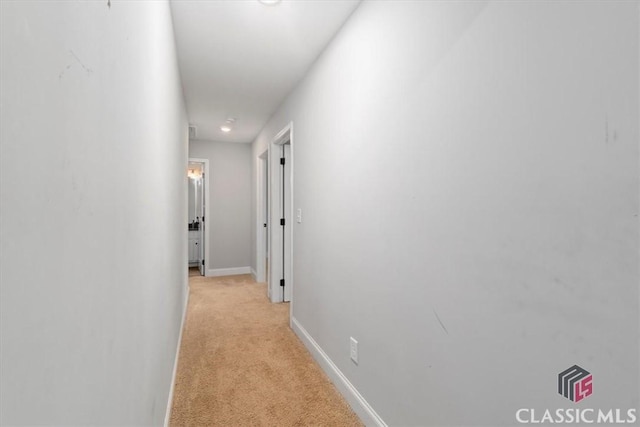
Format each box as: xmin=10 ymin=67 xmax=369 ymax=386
xmin=188 ymin=168 xmax=202 ymax=180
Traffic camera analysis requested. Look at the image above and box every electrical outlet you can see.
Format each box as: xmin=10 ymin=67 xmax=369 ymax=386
xmin=296 ymin=208 xmax=302 ymax=223
xmin=350 ymin=337 xmax=358 ymax=364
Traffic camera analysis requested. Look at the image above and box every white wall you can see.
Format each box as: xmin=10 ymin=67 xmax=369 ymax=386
xmin=190 ymin=140 xmax=252 ymax=273
xmin=252 ymin=1 xmax=639 ymax=425
xmin=0 ymin=1 xmax=188 ymax=425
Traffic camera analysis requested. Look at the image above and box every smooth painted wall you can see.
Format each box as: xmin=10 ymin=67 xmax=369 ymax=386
xmin=190 ymin=140 xmax=252 ymax=271
xmin=251 ymin=1 xmax=639 ymax=425
xmin=0 ymin=1 xmax=188 ymax=425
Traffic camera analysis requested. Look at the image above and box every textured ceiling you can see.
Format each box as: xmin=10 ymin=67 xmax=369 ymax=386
xmin=170 ymin=0 xmax=361 ymax=143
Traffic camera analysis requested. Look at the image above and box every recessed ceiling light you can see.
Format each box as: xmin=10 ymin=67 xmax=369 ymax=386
xmin=220 ymin=117 xmax=236 ymax=133
xmin=258 ymin=0 xmax=281 ymax=5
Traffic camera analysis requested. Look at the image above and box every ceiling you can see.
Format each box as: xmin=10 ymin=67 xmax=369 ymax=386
xmin=170 ymin=0 xmax=361 ymax=143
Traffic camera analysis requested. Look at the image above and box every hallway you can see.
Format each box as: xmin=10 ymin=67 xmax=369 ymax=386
xmin=169 ymin=275 xmax=361 ymax=426
xmin=2 ymin=1 xmax=638 ymax=425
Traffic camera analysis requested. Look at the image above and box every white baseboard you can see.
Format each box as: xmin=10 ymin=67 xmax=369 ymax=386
xmin=291 ymin=317 xmax=387 ymax=427
xmin=206 ymin=266 xmax=251 ymax=277
xmin=164 ymin=287 xmax=190 ymax=427
xmin=250 ymin=267 xmax=257 ymax=281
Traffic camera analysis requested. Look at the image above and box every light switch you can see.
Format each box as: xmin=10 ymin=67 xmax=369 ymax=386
xmin=296 ymin=208 xmax=302 ymax=223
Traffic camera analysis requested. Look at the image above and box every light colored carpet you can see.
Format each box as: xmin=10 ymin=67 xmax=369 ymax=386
xmin=169 ymin=274 xmax=363 ymax=426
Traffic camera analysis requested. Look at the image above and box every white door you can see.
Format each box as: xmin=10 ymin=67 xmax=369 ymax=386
xmin=198 ymin=171 xmax=205 ymax=276
xmin=268 ymin=125 xmax=293 ymax=303
xmin=282 ymin=144 xmax=292 ymax=302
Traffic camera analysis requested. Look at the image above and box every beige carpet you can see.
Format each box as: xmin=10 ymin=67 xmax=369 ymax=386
xmin=169 ymin=274 xmax=363 ymax=426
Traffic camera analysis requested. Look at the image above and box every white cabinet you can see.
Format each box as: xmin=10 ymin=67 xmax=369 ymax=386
xmin=188 ymin=230 xmax=200 ymax=264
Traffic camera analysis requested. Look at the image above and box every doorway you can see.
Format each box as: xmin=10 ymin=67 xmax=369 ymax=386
xmin=188 ymin=158 xmax=210 ymax=276
xmin=268 ymin=123 xmax=293 ymax=303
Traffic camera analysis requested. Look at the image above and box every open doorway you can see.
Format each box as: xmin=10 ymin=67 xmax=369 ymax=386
xmin=188 ymin=158 xmax=210 ymax=276
xmin=268 ymin=123 xmax=293 ymax=303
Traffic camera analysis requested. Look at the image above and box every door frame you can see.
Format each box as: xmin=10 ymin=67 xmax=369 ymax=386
xmin=268 ymin=122 xmax=294 ymax=305
xmin=256 ymin=149 xmax=269 ymax=287
xmin=188 ymin=157 xmax=210 ymax=276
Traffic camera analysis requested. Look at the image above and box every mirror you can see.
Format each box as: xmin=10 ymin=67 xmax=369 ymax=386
xmin=188 ymin=162 xmax=204 ymax=230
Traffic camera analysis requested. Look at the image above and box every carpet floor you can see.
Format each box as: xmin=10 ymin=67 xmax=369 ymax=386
xmin=169 ymin=274 xmax=363 ymax=426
